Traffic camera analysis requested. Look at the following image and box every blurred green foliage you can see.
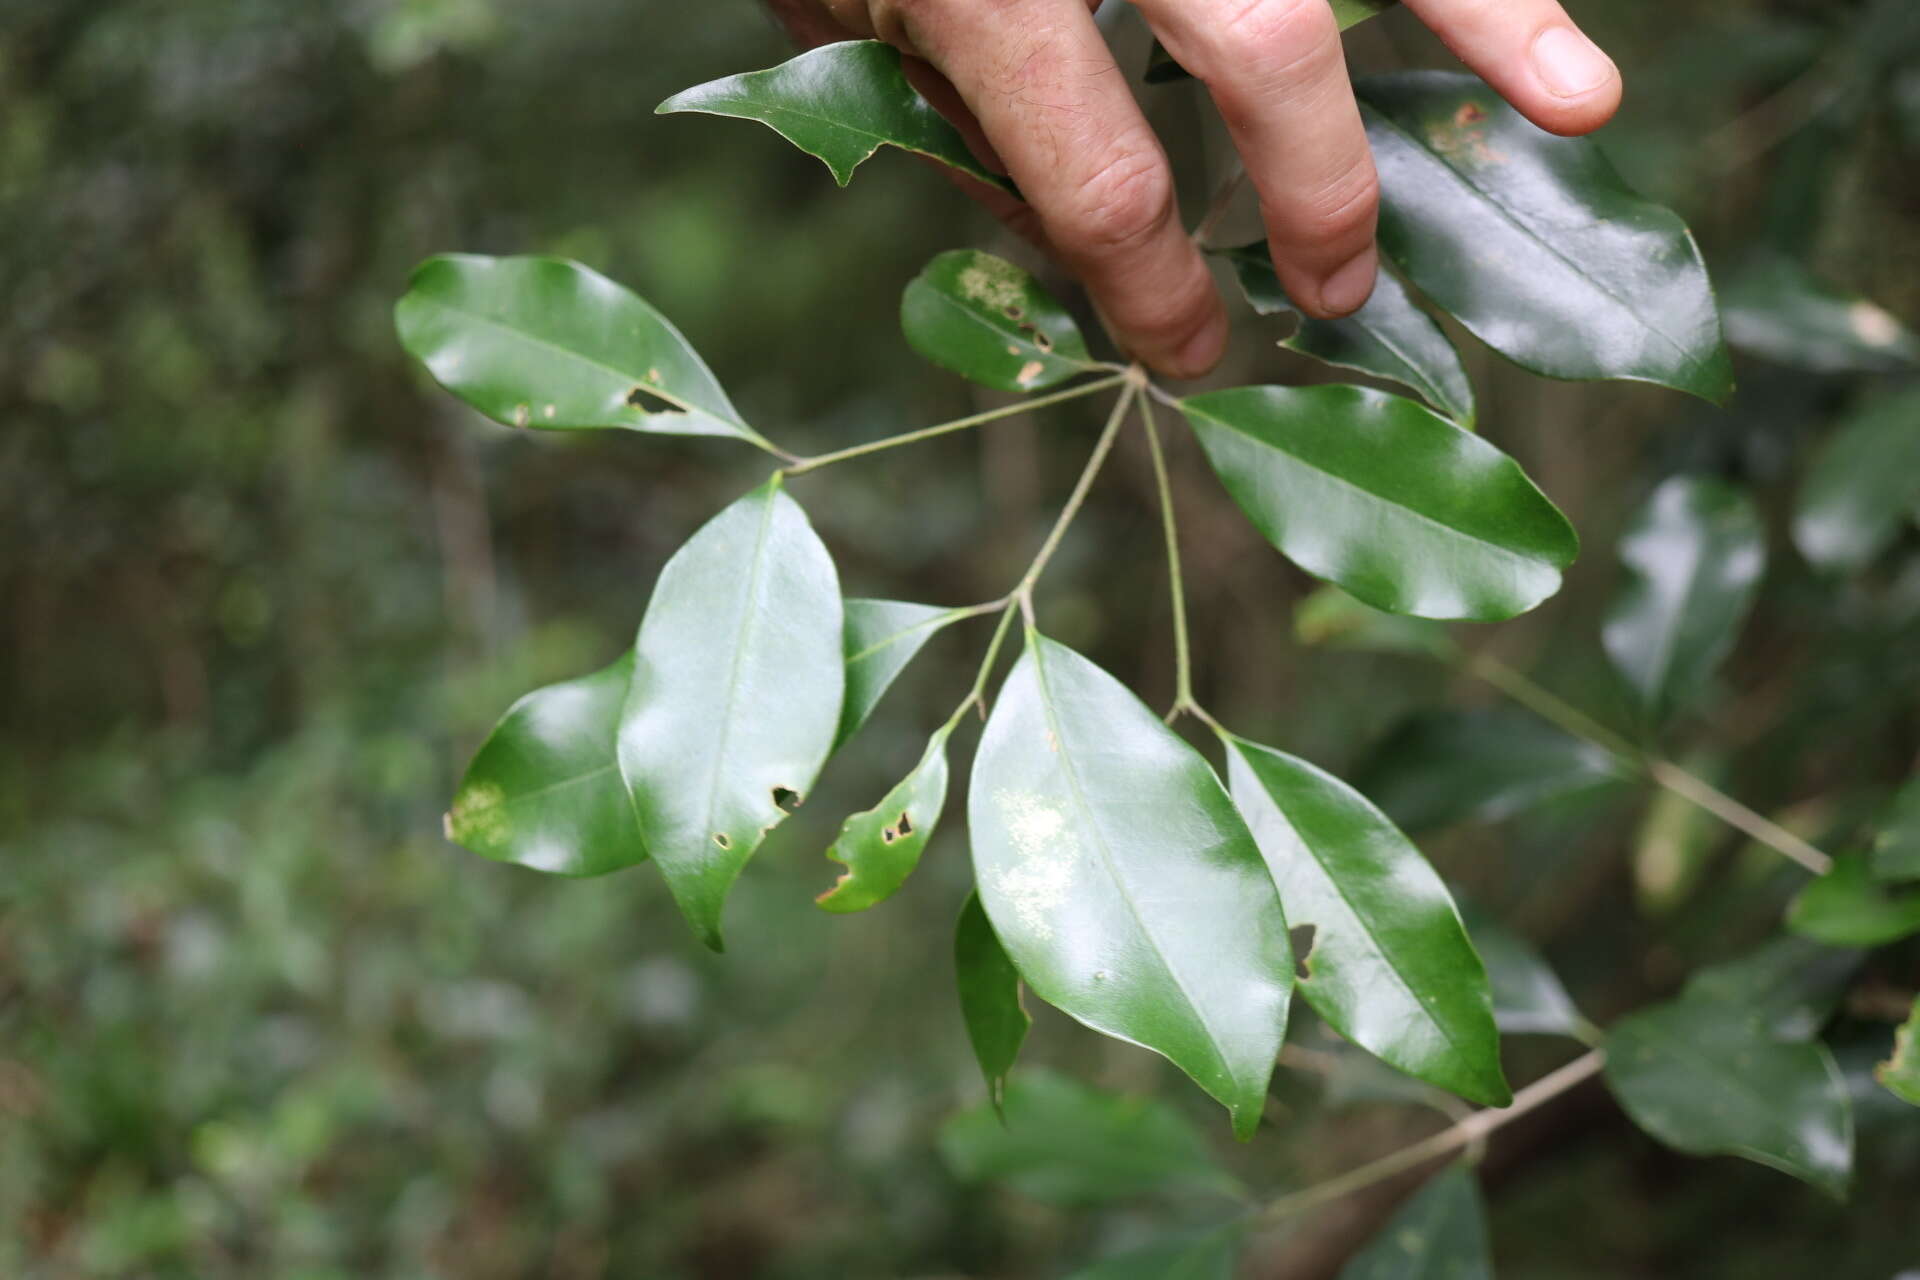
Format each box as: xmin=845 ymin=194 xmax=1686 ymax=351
xmin=2 ymin=0 xmax=1918 ymax=1275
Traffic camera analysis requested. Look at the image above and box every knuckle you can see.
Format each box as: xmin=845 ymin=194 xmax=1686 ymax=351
xmin=1055 ymin=149 xmax=1175 ymax=254
xmin=1210 ymin=0 xmax=1335 ymax=72
xmin=1273 ymin=167 xmax=1378 ymax=246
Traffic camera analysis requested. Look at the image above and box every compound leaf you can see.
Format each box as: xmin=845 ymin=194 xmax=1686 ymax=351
xmin=658 ymin=41 xmax=1011 ymax=193
xmin=1793 ymin=386 xmax=1920 ymax=573
xmin=901 ymin=250 xmax=1096 ymax=392
xmin=1605 ymin=998 xmax=1852 ymax=1198
xmin=446 ymin=653 xmax=644 ymax=876
xmin=838 ymin=599 xmax=959 ymax=748
xmin=617 ymin=479 xmax=843 ymax=950
xmin=1219 ymin=242 xmax=1475 ymax=426
xmin=816 ymin=726 xmax=951 ymax=913
xmin=1224 ymin=736 xmax=1510 ymax=1105
xmin=1358 ymin=72 xmax=1732 ymax=402
xmin=395 ymin=254 xmax=761 ymax=442
xmin=1788 ymin=852 xmax=1920 ymax=947
xmin=1603 ymin=476 xmax=1766 ymax=727
xmin=1183 ymin=385 xmax=1576 ymax=621
xmin=969 ymin=632 xmax=1293 ymax=1138
xmin=938 ymin=1069 xmax=1242 ymax=1206
xmin=1722 ymin=252 xmax=1920 ymax=374
xmin=1338 ymin=1163 xmax=1492 ymax=1280
xmin=954 ymin=892 xmax=1031 ymax=1111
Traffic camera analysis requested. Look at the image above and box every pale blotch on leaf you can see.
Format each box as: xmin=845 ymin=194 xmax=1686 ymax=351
xmin=448 ymin=781 xmax=509 ymax=846
xmin=990 ymin=788 xmax=1076 ymax=941
xmin=1016 ymin=360 xmax=1045 ymax=386
xmin=1849 ymin=301 xmax=1901 ymax=347
xmin=958 ymin=255 xmax=1026 ymax=313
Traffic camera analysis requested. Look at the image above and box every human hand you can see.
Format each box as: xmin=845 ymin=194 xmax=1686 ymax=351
xmin=765 ymin=0 xmax=1620 ymax=378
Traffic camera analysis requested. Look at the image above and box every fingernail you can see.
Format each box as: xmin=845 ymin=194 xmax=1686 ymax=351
xmin=1531 ymin=27 xmax=1615 ymax=99
xmin=1167 ymin=310 xmax=1227 ymax=380
xmin=1318 ymin=248 xmax=1377 ymax=318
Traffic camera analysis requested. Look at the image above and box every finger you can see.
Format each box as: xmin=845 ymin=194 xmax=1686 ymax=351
xmin=1403 ymin=0 xmax=1621 ymax=136
xmin=896 ymin=0 xmax=1228 ymax=378
xmin=1141 ymin=0 xmax=1381 ymax=320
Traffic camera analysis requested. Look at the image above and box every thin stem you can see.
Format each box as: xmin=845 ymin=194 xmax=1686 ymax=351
xmin=782 ymin=374 xmax=1127 ymax=476
xmin=1139 ymin=393 xmax=1196 ymax=713
xmin=1013 ymin=380 xmax=1139 ymax=605
xmin=1248 ymin=1050 xmax=1606 ymax=1232
xmin=943 ymin=602 xmax=1022 ymax=732
xmin=1467 ymin=653 xmax=1834 ymax=877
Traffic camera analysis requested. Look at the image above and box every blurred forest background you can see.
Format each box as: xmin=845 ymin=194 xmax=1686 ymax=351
xmin=3 ymin=0 xmax=1919 ymax=1275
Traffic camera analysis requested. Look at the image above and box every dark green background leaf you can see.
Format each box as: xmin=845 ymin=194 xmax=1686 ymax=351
xmin=1359 ymin=73 xmax=1732 ymax=402
xmin=1183 ymin=385 xmax=1577 ymax=621
xmin=1788 ymin=853 xmax=1920 ymax=947
xmin=1458 ymin=904 xmax=1585 ymax=1039
xmin=969 ymin=632 xmax=1293 ymax=1138
xmin=1338 ymin=1164 xmax=1491 ymax=1280
xmin=1066 ymin=1229 xmax=1241 ymax=1280
xmin=1225 ymin=737 xmax=1509 ymax=1105
xmin=1603 ymin=476 xmax=1766 ymax=727
xmin=1722 ymin=252 xmax=1919 ymax=373
xmin=1680 ymin=937 xmax=1859 ymax=1043
xmin=618 ymin=479 xmax=844 ymax=949
xmin=817 ymin=726 xmax=950 ymax=913
xmin=1793 ymin=387 xmax=1920 ymax=573
xmin=955 ymin=893 xmax=1030 ymax=1111
xmin=1294 ymin=584 xmax=1454 ymax=658
xmin=1873 ymin=777 xmax=1920 ymax=883
xmin=658 ymin=41 xmax=1012 ymax=192
xmin=396 ymin=254 xmax=761 ymax=441
xmin=901 ymin=250 xmax=1095 ymax=392
xmin=447 ymin=654 xmax=643 ymax=877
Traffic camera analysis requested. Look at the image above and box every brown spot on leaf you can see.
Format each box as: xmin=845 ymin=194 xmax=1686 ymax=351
xmin=1454 ymin=102 xmax=1487 ymax=126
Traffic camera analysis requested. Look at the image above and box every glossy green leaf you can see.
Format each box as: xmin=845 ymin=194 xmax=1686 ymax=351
xmin=1218 ymin=242 xmax=1475 ymax=426
xmin=969 ymin=631 xmax=1293 ymax=1138
xmin=1146 ymin=1 xmax=1396 ymax=83
xmin=617 ymin=478 xmax=843 ymax=950
xmin=1224 ymin=736 xmax=1509 ymax=1106
xmin=1067 ymin=1229 xmax=1241 ymax=1280
xmin=900 ymin=250 xmax=1096 ymax=392
xmin=1788 ymin=853 xmax=1920 ymax=947
xmin=1722 ymin=252 xmax=1920 ymax=374
xmin=446 ymin=654 xmax=644 ymax=876
xmin=395 ymin=254 xmax=761 ymax=442
xmin=1458 ymin=903 xmax=1585 ymax=1039
xmin=937 ymin=1069 xmax=1243 ymax=1206
xmin=1294 ymin=584 xmax=1454 ymax=658
xmin=1680 ymin=937 xmax=1859 ymax=1043
xmin=816 ymin=726 xmax=950 ymax=913
xmin=1356 ymin=707 xmax=1633 ymax=833
xmin=1603 ymin=476 xmax=1766 ymax=727
xmin=1182 ymin=385 xmax=1577 ymax=621
xmin=658 ymin=41 xmax=1011 ymax=193
xmin=1605 ymin=999 xmax=1853 ymax=1198
xmin=1872 ymin=776 xmax=1920 ymax=883
xmin=1338 ymin=1164 xmax=1491 ymax=1280
xmin=838 ymin=599 xmax=958 ymax=748
xmin=1877 ymin=997 xmax=1920 ymax=1107
xmin=1358 ymin=73 xmax=1732 ymax=403
xmin=1793 ymin=387 xmax=1920 ymax=573
xmin=954 ymin=892 xmax=1030 ymax=1111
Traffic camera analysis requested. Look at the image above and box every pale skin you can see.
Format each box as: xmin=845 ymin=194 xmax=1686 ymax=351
xmin=765 ymin=0 xmax=1621 ymax=378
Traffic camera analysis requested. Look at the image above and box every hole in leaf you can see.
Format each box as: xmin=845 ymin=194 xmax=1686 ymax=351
xmin=712 ymin=832 xmax=731 ymax=850
xmin=1026 ymin=325 xmax=1054 ymax=353
xmin=1290 ymin=923 xmax=1317 ymax=981
xmin=772 ymin=787 xmax=802 ymax=813
xmin=1003 ymin=304 xmax=1025 ymax=321
xmin=895 ymin=811 xmax=913 ymax=837
xmin=881 ymin=827 xmax=897 ymax=844
xmin=626 ymin=385 xmax=683 ymax=415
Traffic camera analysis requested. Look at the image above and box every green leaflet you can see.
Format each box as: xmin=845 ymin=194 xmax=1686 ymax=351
xmin=816 ymin=726 xmax=950 ymax=913
xmin=1294 ymin=584 xmax=1454 ymax=659
xmin=968 ymin=632 xmax=1293 ymax=1138
xmin=901 ymin=250 xmax=1096 ymax=392
xmin=838 ymin=599 xmax=959 ymax=748
xmin=617 ymin=478 xmax=844 ymax=950
xmin=1224 ymin=736 xmax=1510 ymax=1106
xmin=1358 ymin=72 xmax=1733 ymax=403
xmin=1872 ymin=776 xmax=1920 ymax=883
xmin=446 ymin=653 xmax=645 ymax=877
xmin=1793 ymin=386 xmax=1920 ymax=573
xmin=1878 ymin=997 xmax=1920 ymax=1108
xmin=1603 ymin=476 xmax=1766 ymax=728
xmin=1356 ymin=707 xmax=1632 ymax=833
xmin=1457 ymin=903 xmax=1586 ymax=1040
xmin=937 ymin=1069 xmax=1243 ymax=1206
xmin=394 ymin=254 xmax=762 ymax=442
xmin=1065 ymin=1229 xmax=1242 ymax=1280
xmin=1337 ymin=1164 xmax=1492 ymax=1280
xmin=1218 ymin=242 xmax=1475 ymax=426
xmin=1605 ymin=999 xmax=1853 ymax=1198
xmin=954 ymin=892 xmax=1030 ymax=1112
xmin=1182 ymin=385 xmax=1576 ymax=622
xmin=1788 ymin=852 xmax=1920 ymax=947
xmin=657 ymin=41 xmax=1012 ymax=193
xmin=1722 ymin=252 xmax=1920 ymax=374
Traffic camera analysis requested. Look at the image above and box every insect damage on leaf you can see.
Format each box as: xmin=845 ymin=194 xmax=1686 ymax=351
xmin=881 ymin=810 xmax=913 ymax=844
xmin=626 ymin=384 xmax=684 ymax=414
xmin=772 ymin=786 xmax=803 ymax=813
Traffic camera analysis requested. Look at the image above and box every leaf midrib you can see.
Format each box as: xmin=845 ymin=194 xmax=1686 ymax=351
xmin=699 ymin=488 xmax=781 ymax=848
